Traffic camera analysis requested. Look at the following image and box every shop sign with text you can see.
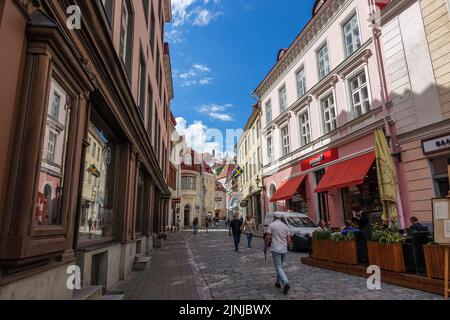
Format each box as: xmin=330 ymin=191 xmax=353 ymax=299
xmin=301 ymin=148 xmax=339 ymax=171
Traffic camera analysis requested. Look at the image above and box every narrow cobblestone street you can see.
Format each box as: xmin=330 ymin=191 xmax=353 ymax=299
xmin=114 ymin=227 xmax=443 ymax=300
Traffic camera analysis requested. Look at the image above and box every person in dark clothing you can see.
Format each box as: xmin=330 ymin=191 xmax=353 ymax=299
xmin=351 ymin=203 xmax=372 ymax=240
xmin=409 ymin=216 xmax=429 ymax=232
xmin=229 ymin=214 xmax=243 ymax=252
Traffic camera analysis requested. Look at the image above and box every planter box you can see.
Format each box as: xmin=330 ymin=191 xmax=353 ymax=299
xmin=312 ymin=239 xmax=331 ymax=261
xmin=329 ymin=240 xmax=358 ymax=265
xmin=424 ymin=244 xmax=450 ymax=280
xmin=368 ymin=241 xmax=406 ymax=273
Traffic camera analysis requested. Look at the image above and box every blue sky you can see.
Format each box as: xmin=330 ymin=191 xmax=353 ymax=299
xmin=169 ymin=0 xmax=316 ymax=156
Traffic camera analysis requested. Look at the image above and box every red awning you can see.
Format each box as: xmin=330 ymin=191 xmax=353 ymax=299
xmin=315 ymin=152 xmax=375 ymax=193
xmin=270 ymin=175 xmax=307 ymax=202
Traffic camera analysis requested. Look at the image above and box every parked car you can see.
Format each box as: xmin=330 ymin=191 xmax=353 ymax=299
xmin=263 ymin=212 xmax=321 ymax=252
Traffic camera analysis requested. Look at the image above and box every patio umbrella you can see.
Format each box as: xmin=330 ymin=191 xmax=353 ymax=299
xmin=374 ymin=129 xmax=399 ymax=224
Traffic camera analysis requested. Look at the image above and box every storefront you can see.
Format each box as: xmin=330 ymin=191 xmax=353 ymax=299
xmin=265 ymin=133 xmax=384 ymax=228
xmin=422 ymin=134 xmax=450 ymax=198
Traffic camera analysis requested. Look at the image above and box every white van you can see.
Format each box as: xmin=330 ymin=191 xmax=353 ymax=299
xmin=263 ymin=212 xmax=321 ymax=251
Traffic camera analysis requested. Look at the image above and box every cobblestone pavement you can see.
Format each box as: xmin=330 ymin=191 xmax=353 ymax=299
xmin=188 ymin=230 xmax=443 ymax=300
xmin=113 ymin=227 xmax=442 ymax=300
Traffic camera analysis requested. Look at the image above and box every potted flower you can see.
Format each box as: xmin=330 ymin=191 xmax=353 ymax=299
xmin=328 ymin=232 xmax=358 ymax=265
xmin=368 ymin=226 xmax=406 ymax=273
xmin=312 ymin=230 xmax=332 ymax=261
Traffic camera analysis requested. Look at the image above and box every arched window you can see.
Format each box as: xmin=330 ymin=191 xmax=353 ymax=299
xmin=120 ymin=0 xmax=134 ymax=77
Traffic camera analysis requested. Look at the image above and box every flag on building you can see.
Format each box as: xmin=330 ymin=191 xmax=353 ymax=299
xmin=232 ymin=165 xmax=243 ymax=178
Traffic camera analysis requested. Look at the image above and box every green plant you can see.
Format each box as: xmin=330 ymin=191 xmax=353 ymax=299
xmin=371 ymin=229 xmax=404 ymax=244
xmin=312 ymin=229 xmax=331 ymax=240
xmin=330 ymin=232 xmax=355 ymax=241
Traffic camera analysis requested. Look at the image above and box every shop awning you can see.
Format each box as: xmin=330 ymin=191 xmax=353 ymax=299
xmin=315 ymin=152 xmax=375 ymax=193
xmin=270 ymin=175 xmax=307 ymax=202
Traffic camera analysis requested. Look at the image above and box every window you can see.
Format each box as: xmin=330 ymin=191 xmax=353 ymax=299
xmin=147 ymin=82 xmax=153 ymax=138
xmin=321 ymin=93 xmax=337 ymax=134
xmin=120 ymin=0 xmax=133 ymax=76
xmin=50 ymin=92 xmax=61 ymax=120
xmin=265 ymin=100 xmax=272 ymax=124
xmin=182 ymin=176 xmax=196 ymax=190
xmin=149 ymin=3 xmax=156 ymax=55
xmin=244 ymin=140 xmax=248 ymax=156
xmin=279 ymin=85 xmax=287 ymax=113
xmin=343 ymin=14 xmax=361 ymax=57
xmin=317 ymin=44 xmax=331 ymax=80
xmin=138 ymin=52 xmax=147 ymax=116
xmin=299 ymin=110 xmax=311 ymax=146
xmin=431 ymin=157 xmax=449 ymax=198
xmin=142 ymin=0 xmax=149 ymax=25
xmin=120 ymin=2 xmax=129 ymax=63
xmin=36 ymin=80 xmax=70 ymax=226
xmin=91 ymin=142 xmax=97 ymax=157
xmin=267 ymin=136 xmax=273 ymax=161
xmin=257 ymin=147 xmax=261 ymax=170
xmin=281 ymin=126 xmax=290 ymax=156
xmin=46 ymin=131 xmax=57 ymax=162
xmin=350 ymin=70 xmax=370 ymax=118
xmin=296 ymin=67 xmax=307 ymax=98
xmin=101 ymin=0 xmax=115 ymax=26
xmin=256 ymin=120 xmax=260 ymax=138
xmin=79 ymin=110 xmax=119 ymax=243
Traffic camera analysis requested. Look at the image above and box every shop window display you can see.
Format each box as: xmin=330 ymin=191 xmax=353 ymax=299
xmin=35 ymin=79 xmax=71 ymax=226
xmin=341 ymin=163 xmax=382 ymax=223
xmin=79 ymin=112 xmax=119 ymax=242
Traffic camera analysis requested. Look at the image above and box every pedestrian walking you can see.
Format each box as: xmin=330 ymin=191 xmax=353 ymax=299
xmin=229 ymin=214 xmax=243 ymax=252
xmin=205 ymin=218 xmax=210 ymax=233
xmin=192 ymin=217 xmax=199 ymax=235
xmin=243 ymin=214 xmax=256 ymax=248
xmin=176 ymin=215 xmax=181 ymax=232
xmin=264 ymin=212 xmax=292 ymax=295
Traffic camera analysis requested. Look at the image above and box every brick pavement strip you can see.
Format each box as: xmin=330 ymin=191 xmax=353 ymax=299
xmin=112 ymin=229 xmax=443 ymax=300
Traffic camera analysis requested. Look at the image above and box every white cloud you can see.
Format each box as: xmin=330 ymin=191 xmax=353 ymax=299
xmin=177 ymin=63 xmax=213 ymax=87
xmin=175 ymin=117 xmax=223 ymax=156
xmin=192 ymin=8 xmax=223 ymax=26
xmin=167 ymin=0 xmax=223 ymax=43
xmin=197 ymin=103 xmax=234 ymax=122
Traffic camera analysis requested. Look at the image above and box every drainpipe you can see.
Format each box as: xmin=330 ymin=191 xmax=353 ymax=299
xmin=370 ymin=1 xmax=406 ymax=229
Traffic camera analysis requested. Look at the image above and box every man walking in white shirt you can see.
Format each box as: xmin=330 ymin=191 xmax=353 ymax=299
xmin=264 ymin=212 xmax=292 ymax=295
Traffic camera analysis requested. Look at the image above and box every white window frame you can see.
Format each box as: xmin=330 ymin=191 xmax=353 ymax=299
xmin=280 ymin=125 xmax=290 ymax=157
xmin=267 ymin=136 xmax=273 ymax=162
xmin=50 ymin=92 xmax=61 ymax=120
xmin=296 ymin=66 xmax=307 ymax=98
xmin=342 ymin=13 xmax=361 ymax=57
xmin=317 ymin=42 xmax=331 ymax=80
xmin=47 ymin=130 xmax=57 ymax=162
xmin=120 ymin=1 xmax=129 ymax=64
xmin=279 ymin=85 xmax=287 ymax=113
xmin=320 ymin=91 xmax=337 ymax=134
xmin=298 ymin=109 xmax=311 ymax=147
xmin=349 ymin=69 xmax=370 ymax=118
xmin=265 ymin=100 xmax=273 ymax=124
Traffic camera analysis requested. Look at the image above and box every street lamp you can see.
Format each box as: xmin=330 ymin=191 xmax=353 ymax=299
xmin=255 ymin=176 xmax=265 ymax=190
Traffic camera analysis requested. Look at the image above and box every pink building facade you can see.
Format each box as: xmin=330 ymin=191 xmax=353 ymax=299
xmin=256 ymin=0 xmax=398 ymax=228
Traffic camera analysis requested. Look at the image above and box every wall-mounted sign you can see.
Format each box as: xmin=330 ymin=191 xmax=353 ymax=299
xmin=422 ymin=134 xmax=450 ymax=154
xmin=301 ymin=148 xmax=339 ymax=171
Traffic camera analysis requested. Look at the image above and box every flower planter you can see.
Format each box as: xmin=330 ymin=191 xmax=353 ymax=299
xmin=329 ymin=240 xmax=358 ymax=265
xmin=423 ymin=244 xmax=450 ymax=280
xmin=312 ymin=239 xmax=331 ymax=261
xmin=367 ymin=241 xmax=406 ymax=273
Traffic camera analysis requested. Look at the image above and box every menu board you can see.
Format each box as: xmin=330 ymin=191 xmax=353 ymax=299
xmin=432 ymin=198 xmax=450 ymax=245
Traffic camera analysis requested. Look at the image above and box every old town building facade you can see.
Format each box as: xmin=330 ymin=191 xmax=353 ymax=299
xmin=257 ymin=0 xmax=395 ymax=228
xmin=0 ymin=0 xmax=173 ymax=299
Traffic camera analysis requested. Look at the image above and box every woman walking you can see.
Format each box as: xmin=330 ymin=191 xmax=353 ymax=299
xmin=243 ymin=214 xmax=256 ymax=249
